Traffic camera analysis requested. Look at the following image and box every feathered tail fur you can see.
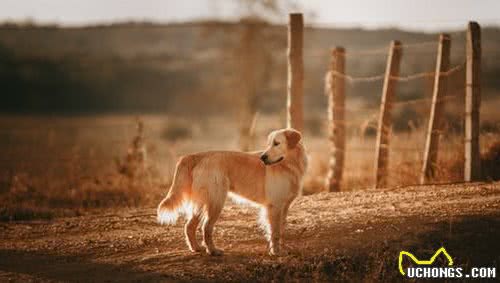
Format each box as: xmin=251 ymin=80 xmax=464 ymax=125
xmin=157 ymin=156 xmax=192 ymax=224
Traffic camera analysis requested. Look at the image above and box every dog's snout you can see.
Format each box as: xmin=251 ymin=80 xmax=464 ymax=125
xmin=260 ymin=154 xmax=268 ymax=162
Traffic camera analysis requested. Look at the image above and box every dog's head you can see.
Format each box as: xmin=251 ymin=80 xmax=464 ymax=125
xmin=260 ymin=128 xmax=302 ymax=165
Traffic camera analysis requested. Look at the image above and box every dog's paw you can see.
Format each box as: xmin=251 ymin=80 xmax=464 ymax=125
xmin=207 ymin=248 xmax=224 ymax=256
xmin=189 ymin=246 xmax=203 ymax=253
xmin=269 ymin=248 xmax=287 ymax=257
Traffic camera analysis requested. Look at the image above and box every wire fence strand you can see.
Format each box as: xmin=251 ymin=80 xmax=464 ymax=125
xmin=332 ymin=40 xmax=442 ymax=58
xmin=392 ymin=63 xmax=464 ymax=82
xmin=328 ymin=62 xmax=464 ymax=84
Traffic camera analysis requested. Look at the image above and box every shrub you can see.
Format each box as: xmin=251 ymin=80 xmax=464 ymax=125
xmin=482 ymin=140 xmax=500 ymax=181
xmin=393 ymin=106 xmax=422 ymax=133
xmin=161 ymin=119 xmax=193 ymax=142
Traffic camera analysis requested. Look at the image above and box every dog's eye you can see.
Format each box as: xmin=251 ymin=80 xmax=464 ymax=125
xmin=273 ymin=141 xmax=280 ymax=146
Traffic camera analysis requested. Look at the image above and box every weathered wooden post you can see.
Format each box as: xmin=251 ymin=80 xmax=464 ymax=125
xmin=421 ymin=34 xmax=451 ymax=184
xmin=374 ymin=41 xmax=402 ymax=188
xmin=465 ymin=22 xmax=482 ymax=181
xmin=287 ymin=13 xmax=304 ymax=132
xmin=325 ymin=47 xmax=346 ymax=192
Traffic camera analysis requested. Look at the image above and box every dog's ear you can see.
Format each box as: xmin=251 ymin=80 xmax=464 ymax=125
xmin=285 ymin=129 xmax=302 ymax=149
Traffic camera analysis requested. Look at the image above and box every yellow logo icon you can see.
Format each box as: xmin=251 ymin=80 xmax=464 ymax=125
xmin=398 ymin=247 xmax=454 ymax=275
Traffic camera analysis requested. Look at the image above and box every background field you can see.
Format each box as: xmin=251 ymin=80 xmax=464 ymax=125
xmin=1 ymin=112 xmax=499 ymax=221
xmin=2 ymin=23 xmax=500 ymax=115
xmin=0 ymin=22 xmax=499 ymax=221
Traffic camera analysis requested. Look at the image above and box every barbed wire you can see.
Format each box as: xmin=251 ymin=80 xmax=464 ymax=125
xmin=392 ymin=94 xmax=461 ymax=107
xmin=329 ymin=71 xmax=385 ymax=83
xmin=348 ymin=146 xmax=423 ymax=152
xmin=331 ymin=40 xmax=442 ymax=58
xmin=394 ymin=63 xmax=464 ymax=82
xmin=328 ymin=62 xmax=464 ymax=84
xmin=306 ymin=34 xmax=500 ymax=59
xmin=335 ymin=47 xmax=388 ymax=57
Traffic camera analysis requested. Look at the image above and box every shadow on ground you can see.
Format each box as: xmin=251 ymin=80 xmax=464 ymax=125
xmin=0 ymin=249 xmax=175 ymax=282
xmin=0 ymin=214 xmax=498 ymax=282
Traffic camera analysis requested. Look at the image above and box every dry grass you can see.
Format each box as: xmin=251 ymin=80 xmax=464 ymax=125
xmin=482 ymin=139 xmax=500 ymax=180
xmin=302 ymin=128 xmax=484 ymax=193
xmin=0 ymin=114 xmax=499 ymax=221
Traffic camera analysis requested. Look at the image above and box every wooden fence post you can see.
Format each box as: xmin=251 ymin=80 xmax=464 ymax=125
xmin=420 ymin=34 xmax=451 ymax=184
xmin=287 ymin=13 xmax=304 ymax=132
xmin=325 ymin=47 xmax=346 ymax=192
xmin=465 ymin=22 xmax=482 ymax=181
xmin=374 ymin=40 xmax=402 ymax=188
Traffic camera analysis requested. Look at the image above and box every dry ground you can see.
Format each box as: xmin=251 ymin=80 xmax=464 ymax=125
xmin=0 ymin=182 xmax=499 ymax=282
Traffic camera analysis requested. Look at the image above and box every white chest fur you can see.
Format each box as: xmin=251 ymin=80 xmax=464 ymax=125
xmin=264 ymin=171 xmax=294 ymax=205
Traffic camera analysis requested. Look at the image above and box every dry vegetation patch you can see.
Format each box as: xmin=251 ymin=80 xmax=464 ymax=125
xmin=0 ymin=115 xmax=499 ymax=221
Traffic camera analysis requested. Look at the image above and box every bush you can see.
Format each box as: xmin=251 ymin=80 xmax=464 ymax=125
xmin=481 ymin=120 xmax=500 ymax=134
xmin=393 ymin=106 xmax=422 ymax=133
xmin=482 ymin=141 xmax=500 ymax=181
xmin=161 ymin=119 xmax=193 ymax=142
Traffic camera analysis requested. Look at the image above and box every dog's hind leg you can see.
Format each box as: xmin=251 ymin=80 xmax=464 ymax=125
xmin=185 ymin=212 xmax=202 ymax=252
xmin=201 ymin=184 xmax=227 ymax=256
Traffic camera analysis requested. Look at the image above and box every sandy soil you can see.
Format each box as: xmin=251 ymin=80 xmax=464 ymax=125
xmin=0 ymin=182 xmax=499 ymax=282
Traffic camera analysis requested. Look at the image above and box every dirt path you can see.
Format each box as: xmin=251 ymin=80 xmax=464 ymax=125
xmin=1 ymin=182 xmax=499 ymax=282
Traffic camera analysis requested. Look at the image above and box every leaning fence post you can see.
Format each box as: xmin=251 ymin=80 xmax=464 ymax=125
xmin=287 ymin=13 xmax=304 ymax=132
xmin=421 ymin=34 xmax=451 ymax=184
xmin=465 ymin=21 xmax=482 ymax=181
xmin=325 ymin=47 xmax=346 ymax=192
xmin=374 ymin=40 xmax=402 ymax=188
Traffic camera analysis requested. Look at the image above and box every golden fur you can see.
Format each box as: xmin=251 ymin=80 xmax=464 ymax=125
xmin=157 ymin=128 xmax=307 ymax=256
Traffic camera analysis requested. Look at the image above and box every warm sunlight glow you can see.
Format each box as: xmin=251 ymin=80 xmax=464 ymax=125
xmin=1 ymin=0 xmax=500 ymax=31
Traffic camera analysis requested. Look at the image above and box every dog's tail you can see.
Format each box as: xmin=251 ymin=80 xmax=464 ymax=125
xmin=157 ymin=156 xmax=193 ymax=225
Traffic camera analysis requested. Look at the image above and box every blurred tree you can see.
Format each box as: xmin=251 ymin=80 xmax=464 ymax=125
xmin=202 ymin=0 xmax=298 ymax=151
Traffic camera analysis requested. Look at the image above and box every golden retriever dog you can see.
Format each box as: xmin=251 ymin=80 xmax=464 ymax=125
xmin=157 ymin=128 xmax=307 ymax=256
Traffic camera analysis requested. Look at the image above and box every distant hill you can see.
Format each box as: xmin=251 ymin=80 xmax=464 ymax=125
xmin=1 ymin=22 xmax=499 ymax=116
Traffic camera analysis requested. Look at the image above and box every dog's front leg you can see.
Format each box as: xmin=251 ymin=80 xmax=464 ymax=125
xmin=280 ymin=200 xmax=293 ymax=238
xmin=266 ymin=205 xmax=283 ymax=256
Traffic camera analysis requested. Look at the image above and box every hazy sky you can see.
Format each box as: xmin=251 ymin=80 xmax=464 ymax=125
xmin=1 ymin=0 xmax=500 ymax=31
